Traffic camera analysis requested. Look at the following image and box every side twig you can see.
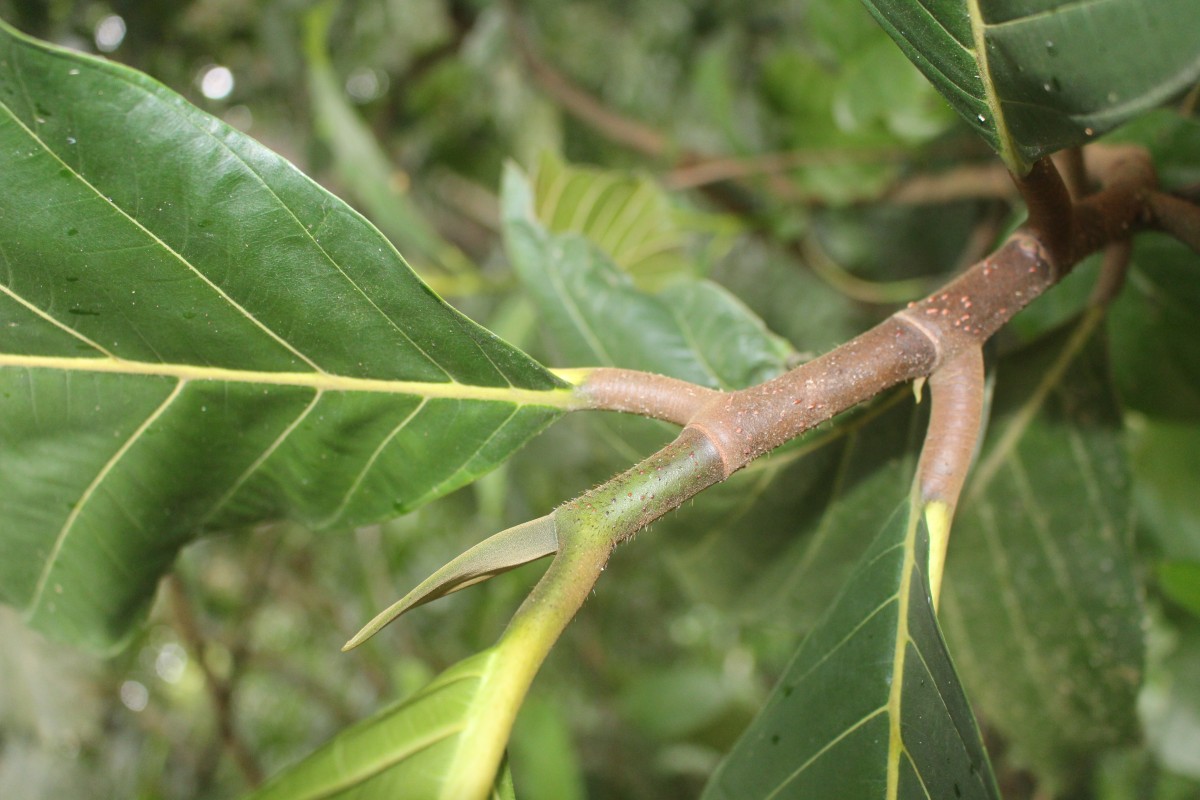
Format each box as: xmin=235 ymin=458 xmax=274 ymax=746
xmin=574 ymin=152 xmax=1166 ymax=511
xmin=916 ymin=346 xmax=986 ymax=608
xmin=166 ymin=575 xmax=263 ymax=788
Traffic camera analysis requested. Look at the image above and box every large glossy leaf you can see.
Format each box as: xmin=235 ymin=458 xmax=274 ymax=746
xmin=860 ymin=0 xmax=1200 ymax=171
xmin=503 ymin=164 xmax=794 ymax=390
xmin=939 ymin=314 xmax=1144 ymax=789
xmin=0 ymin=22 xmax=572 ymax=650
xmin=702 ymin=497 xmax=999 ymax=799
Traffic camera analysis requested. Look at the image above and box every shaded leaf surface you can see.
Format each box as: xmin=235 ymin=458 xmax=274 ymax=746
xmin=1109 ymin=236 xmax=1200 ymax=421
xmin=0 ymin=24 xmax=569 ymax=649
xmin=702 ymin=501 xmax=998 ymax=800
xmin=1132 ymin=420 xmax=1200 ymax=562
xmin=503 ymin=164 xmax=794 ymax=390
xmin=860 ymin=0 xmax=1200 ymax=170
xmin=940 ymin=317 xmax=1144 ymax=788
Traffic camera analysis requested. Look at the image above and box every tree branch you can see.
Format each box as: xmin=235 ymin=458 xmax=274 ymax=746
xmin=573 ymin=367 xmax=717 ymax=425
xmin=1013 ymin=157 xmax=1075 ymax=269
xmin=567 ymin=152 xmax=1167 ymax=529
xmin=506 ymin=11 xmax=669 ymax=159
xmin=916 ymin=345 xmax=986 ymax=609
xmin=166 ymin=575 xmax=263 ymax=788
xmin=917 ymin=346 xmax=986 ymax=514
xmin=1148 ymin=190 xmax=1200 ymax=254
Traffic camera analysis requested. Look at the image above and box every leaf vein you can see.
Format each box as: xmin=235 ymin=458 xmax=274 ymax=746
xmin=764 ymin=706 xmax=888 ymax=799
xmin=26 ymin=378 xmax=186 ymax=615
xmin=0 ymin=94 xmax=326 ymax=374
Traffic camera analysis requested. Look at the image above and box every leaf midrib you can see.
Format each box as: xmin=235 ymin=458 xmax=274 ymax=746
xmin=0 ymin=354 xmax=577 ymax=406
xmin=967 ymin=0 xmax=1022 ymax=173
xmin=2 ymin=31 xmax=535 ymax=391
xmin=0 ymin=88 xmax=329 ymax=375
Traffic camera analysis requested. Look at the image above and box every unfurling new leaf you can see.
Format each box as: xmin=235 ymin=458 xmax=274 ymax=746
xmin=343 ymin=514 xmax=559 ymax=651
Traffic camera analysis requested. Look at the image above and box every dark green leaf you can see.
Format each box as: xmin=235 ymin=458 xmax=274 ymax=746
xmin=503 ymin=164 xmax=794 ymax=390
xmin=0 ymin=22 xmax=571 ymax=649
xmin=940 ymin=315 xmax=1144 ymax=789
xmin=1158 ymin=562 xmax=1200 ymax=619
xmin=859 ymin=0 xmax=1200 ymax=171
xmin=1131 ymin=420 xmax=1200 ymax=561
xmin=1109 ymin=236 xmax=1200 ymax=421
xmin=702 ymin=499 xmax=999 ymax=800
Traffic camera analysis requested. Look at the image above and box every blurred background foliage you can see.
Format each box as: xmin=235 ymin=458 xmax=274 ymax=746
xmin=0 ymin=0 xmax=1198 ymax=798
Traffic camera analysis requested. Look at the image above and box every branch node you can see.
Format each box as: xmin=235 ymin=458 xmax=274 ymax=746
xmin=894 ymin=308 xmax=945 ymax=370
xmin=1013 ymin=157 xmax=1076 ymax=271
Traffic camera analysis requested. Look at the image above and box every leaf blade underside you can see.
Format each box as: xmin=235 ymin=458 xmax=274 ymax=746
xmin=0 ymin=21 xmax=570 ymax=649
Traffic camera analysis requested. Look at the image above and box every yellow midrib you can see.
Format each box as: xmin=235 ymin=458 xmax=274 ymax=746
xmin=0 ymin=353 xmax=578 ymax=407
xmin=885 ymin=500 xmax=921 ymax=797
xmin=966 ymin=0 xmax=1026 ymax=174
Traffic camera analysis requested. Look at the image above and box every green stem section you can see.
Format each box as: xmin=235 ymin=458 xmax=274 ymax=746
xmin=443 ymin=428 xmax=723 ymax=799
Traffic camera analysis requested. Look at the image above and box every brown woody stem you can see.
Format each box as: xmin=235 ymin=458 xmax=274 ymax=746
xmin=549 ymin=146 xmax=1200 ymax=597
xmin=575 ymin=368 xmax=717 ymax=425
xmin=1014 ymin=157 xmax=1076 ymax=269
xmin=1089 ymin=240 xmax=1134 ymax=308
xmin=574 ymin=151 xmax=1167 ymax=510
xmin=1051 ymin=147 xmax=1089 ymax=201
xmin=1148 ymin=191 xmax=1200 ymax=254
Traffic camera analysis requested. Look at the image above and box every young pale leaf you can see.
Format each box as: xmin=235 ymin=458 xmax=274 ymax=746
xmin=249 ymin=647 xmax=514 ymax=800
xmin=702 ymin=497 xmax=999 ymax=800
xmin=533 ymin=151 xmax=694 ymax=286
xmin=859 ymin=0 xmax=1200 ymax=172
xmin=503 ymin=164 xmax=794 ymax=390
xmin=940 ymin=314 xmax=1144 ymax=789
xmin=343 ymin=514 xmax=558 ymax=651
xmin=0 ymin=21 xmax=573 ymax=650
